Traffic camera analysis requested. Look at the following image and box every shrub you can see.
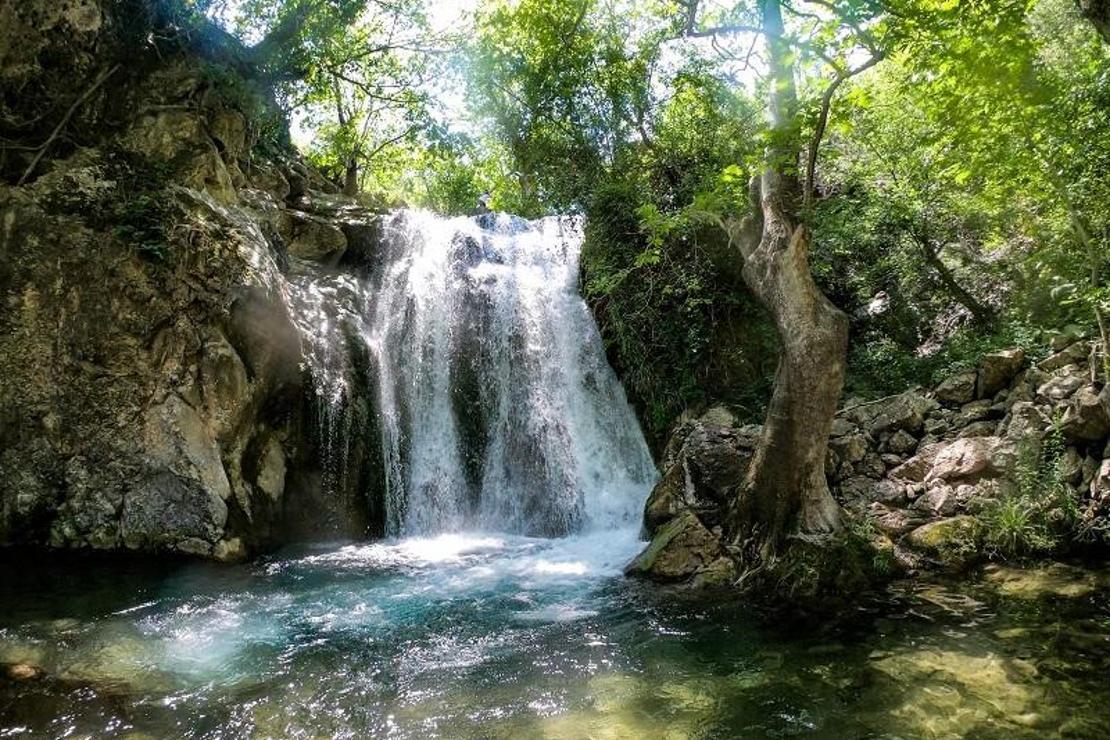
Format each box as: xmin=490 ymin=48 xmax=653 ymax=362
xmin=983 ymin=423 xmax=1080 ymax=559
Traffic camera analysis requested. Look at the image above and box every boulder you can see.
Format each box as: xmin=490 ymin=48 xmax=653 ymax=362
xmin=865 ymin=392 xmax=937 ymax=437
xmin=682 ymin=423 xmax=750 ymax=505
xmin=955 ymin=399 xmax=994 ymax=427
xmin=977 ymin=348 xmax=1025 ymax=399
xmin=1037 ymin=369 xmax=1085 ymax=402
xmin=1058 ymin=385 xmax=1110 ymax=442
xmin=935 ymin=369 xmax=978 ymax=406
xmin=1092 ymin=459 xmax=1110 ymax=501
xmin=830 ymin=432 xmax=869 ymax=465
xmin=958 ymin=421 xmax=999 ymax=439
xmin=1001 ymin=402 xmax=1050 ymax=444
xmin=643 ymin=463 xmax=687 ymax=534
xmin=1038 ymin=341 xmax=1090 ymax=372
xmin=910 ymin=484 xmax=961 ymax=517
xmin=905 ymin=516 xmax=983 ymax=568
xmin=625 ymin=511 xmax=727 ymax=582
xmin=869 ymin=503 xmax=928 ymax=537
xmin=886 ymin=430 xmax=918 ymax=455
xmin=889 ymin=442 xmax=947 ymax=483
xmin=287 ymin=210 xmax=348 ymax=262
xmin=924 ymin=437 xmax=1016 ymax=485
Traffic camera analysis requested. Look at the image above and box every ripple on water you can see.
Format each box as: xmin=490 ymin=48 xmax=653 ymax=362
xmin=3 ymin=546 xmax=1110 ymax=738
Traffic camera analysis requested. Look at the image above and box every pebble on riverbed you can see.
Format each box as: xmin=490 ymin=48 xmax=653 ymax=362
xmin=5 ymin=662 xmax=43 ymax=681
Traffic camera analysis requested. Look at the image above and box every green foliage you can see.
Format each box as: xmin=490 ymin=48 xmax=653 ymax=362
xmin=42 ymin=149 xmax=176 ymax=262
xmin=583 ymin=176 xmax=775 ymax=447
xmin=984 ymin=423 xmax=1080 ymax=559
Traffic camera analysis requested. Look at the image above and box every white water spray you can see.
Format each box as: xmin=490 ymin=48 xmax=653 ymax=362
xmin=369 ymin=211 xmax=656 ymax=537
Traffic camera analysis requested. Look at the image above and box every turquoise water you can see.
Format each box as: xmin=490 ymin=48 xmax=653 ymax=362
xmin=2 ymin=532 xmax=1109 ymax=738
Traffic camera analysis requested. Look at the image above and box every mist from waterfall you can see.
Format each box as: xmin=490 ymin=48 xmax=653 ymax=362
xmin=368 ymin=210 xmax=656 ymax=537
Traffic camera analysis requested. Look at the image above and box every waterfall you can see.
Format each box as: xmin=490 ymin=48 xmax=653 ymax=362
xmin=369 ymin=210 xmax=656 ymax=537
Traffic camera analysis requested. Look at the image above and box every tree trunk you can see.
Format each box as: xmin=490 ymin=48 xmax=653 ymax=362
xmin=726 ymin=0 xmax=849 ymax=555
xmin=914 ymin=235 xmax=995 ymax=327
xmin=343 ymin=159 xmax=360 ymax=196
xmin=1077 ymin=0 xmax=1110 ymax=42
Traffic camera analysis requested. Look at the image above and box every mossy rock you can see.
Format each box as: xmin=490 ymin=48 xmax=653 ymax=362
xmin=905 ymin=516 xmax=984 ymax=569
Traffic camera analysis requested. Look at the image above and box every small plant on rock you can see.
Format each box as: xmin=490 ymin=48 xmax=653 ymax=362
xmin=983 ymin=422 xmax=1079 ymax=559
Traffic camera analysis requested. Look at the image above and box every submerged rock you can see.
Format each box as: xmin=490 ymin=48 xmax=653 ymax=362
xmin=983 ymin=562 xmax=1110 ymax=600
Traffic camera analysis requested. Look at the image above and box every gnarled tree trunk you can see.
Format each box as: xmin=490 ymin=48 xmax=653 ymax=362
xmin=725 ymin=0 xmax=849 ymax=556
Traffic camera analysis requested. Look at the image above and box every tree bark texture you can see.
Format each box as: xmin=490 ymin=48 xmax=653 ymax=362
xmin=726 ymin=0 xmax=850 ymax=553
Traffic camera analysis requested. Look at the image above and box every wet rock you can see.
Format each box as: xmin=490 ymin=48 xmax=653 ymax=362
xmin=287 ymin=210 xmax=348 ymax=262
xmin=977 ymin=348 xmax=1025 ymax=399
xmin=983 ymin=562 xmax=1110 ymax=600
xmin=691 ymin=556 xmax=738 ymax=588
xmin=625 ymin=511 xmax=726 ymax=582
xmin=682 ymin=424 xmax=750 ymax=505
xmin=935 ymin=369 xmax=978 ymax=405
xmin=120 ymin=471 xmax=226 ymax=554
xmin=213 ymin=537 xmax=246 ymax=563
xmin=643 ymin=464 xmax=687 ymax=534
xmin=5 ymin=663 xmax=43 ymax=681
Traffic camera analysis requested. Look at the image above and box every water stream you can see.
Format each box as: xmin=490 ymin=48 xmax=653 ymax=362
xmin=2 ymin=211 xmax=1109 ymax=737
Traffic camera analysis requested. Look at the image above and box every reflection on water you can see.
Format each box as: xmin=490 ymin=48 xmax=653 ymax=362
xmin=1 ymin=536 xmax=1108 ymax=738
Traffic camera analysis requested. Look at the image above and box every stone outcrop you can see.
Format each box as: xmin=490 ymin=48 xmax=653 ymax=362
xmin=629 ymin=337 xmax=1110 ymax=584
xmin=0 ymin=0 xmax=384 ymax=559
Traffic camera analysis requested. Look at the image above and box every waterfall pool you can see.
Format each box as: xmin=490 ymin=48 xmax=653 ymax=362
xmin=2 ymin=535 xmax=1109 ymax=738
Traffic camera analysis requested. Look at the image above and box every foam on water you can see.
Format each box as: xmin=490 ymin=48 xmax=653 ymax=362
xmin=370 ymin=210 xmax=657 ymax=537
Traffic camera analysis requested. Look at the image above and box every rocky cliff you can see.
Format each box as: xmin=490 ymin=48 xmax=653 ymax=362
xmin=0 ymin=0 xmax=383 ymax=559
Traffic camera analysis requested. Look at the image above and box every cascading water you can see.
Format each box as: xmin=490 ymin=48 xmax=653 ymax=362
xmin=369 ymin=210 xmax=657 ymax=537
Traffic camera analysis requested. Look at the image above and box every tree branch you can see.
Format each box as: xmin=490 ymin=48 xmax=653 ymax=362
xmin=803 ymin=53 xmax=882 ymax=207
xmin=18 ymin=64 xmax=120 ymax=186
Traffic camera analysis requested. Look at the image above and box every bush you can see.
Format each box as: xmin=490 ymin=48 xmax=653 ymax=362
xmin=983 ymin=423 xmax=1080 ymax=559
xmin=582 ymin=179 xmax=776 ymax=447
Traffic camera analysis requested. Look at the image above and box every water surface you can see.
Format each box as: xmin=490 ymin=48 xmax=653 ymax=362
xmin=2 ymin=534 xmax=1109 ymax=738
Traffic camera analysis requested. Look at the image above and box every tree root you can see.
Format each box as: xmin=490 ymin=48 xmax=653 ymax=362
xmin=16 ymin=64 xmax=121 ymax=186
